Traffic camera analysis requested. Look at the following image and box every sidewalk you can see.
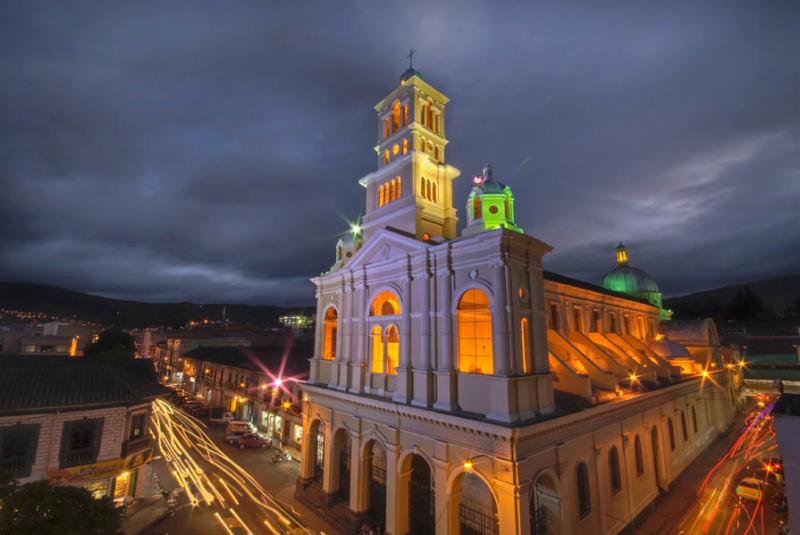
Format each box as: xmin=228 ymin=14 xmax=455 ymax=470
xmin=627 ymin=417 xmax=747 ymax=534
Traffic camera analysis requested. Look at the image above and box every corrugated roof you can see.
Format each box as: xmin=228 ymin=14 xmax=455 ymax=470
xmin=0 ymin=356 xmax=168 ymax=414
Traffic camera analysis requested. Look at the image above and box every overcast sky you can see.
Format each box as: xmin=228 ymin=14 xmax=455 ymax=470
xmin=1 ymin=1 xmax=799 ymax=305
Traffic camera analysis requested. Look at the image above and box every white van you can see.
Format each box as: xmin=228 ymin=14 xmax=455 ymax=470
xmin=226 ymin=421 xmax=257 ymax=435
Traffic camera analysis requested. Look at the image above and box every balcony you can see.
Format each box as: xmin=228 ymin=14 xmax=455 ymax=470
xmin=0 ymin=456 xmax=31 ymax=477
xmin=59 ymin=449 xmax=98 ymax=468
xmin=121 ymin=435 xmax=152 ymax=457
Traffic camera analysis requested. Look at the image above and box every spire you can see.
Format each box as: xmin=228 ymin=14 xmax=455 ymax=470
xmin=616 ymin=242 xmax=629 ymax=265
xmin=408 ymin=48 xmax=415 ymax=70
xmin=400 ymin=49 xmax=421 ymax=83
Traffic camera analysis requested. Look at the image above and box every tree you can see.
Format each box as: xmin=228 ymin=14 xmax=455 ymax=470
xmin=84 ymin=329 xmax=135 ymax=360
xmin=0 ymin=479 xmax=122 ymax=535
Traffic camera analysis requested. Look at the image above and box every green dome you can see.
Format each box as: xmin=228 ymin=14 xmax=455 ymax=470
xmin=601 ymin=265 xmax=660 ymax=295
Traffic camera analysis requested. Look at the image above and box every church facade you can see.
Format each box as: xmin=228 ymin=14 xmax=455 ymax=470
xmin=296 ymin=67 xmax=741 ymax=535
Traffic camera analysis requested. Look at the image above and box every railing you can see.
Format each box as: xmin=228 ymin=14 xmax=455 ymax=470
xmin=0 ymin=457 xmax=30 ymax=475
xmin=60 ymin=449 xmax=97 ymax=468
xmin=531 ymin=507 xmax=548 ymax=535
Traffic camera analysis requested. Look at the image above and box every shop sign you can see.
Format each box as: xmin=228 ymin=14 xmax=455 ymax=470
xmin=47 ymin=449 xmax=153 ymax=485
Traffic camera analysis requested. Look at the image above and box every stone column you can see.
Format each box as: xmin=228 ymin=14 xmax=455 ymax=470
xmin=351 ymin=278 xmax=368 ymax=394
xmin=393 ymin=275 xmax=413 ymax=403
xmin=433 ymin=459 xmax=451 ymax=535
xmin=434 ymin=260 xmax=458 ymax=411
xmin=337 ymin=280 xmax=353 ymax=390
xmin=385 ymin=444 xmax=401 ymax=535
xmin=348 ymin=430 xmax=365 ymax=513
xmin=495 ymin=479 xmax=525 ymax=535
xmin=321 ymin=424 xmax=335 ymax=496
xmin=412 ymin=267 xmax=433 ymax=407
xmin=298 ymin=408 xmax=315 ymax=480
xmin=491 ymin=261 xmax=511 ymax=376
xmin=528 ymin=257 xmax=550 ymax=374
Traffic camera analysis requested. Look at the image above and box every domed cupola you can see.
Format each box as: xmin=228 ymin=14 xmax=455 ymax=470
xmin=601 ymin=243 xmax=671 ymax=320
xmin=463 ymin=164 xmax=523 ymax=237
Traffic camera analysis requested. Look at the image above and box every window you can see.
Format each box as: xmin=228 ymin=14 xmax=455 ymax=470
xmin=384 ymin=150 xmax=389 ymax=165
xmin=680 ymin=410 xmax=688 ymax=441
xmin=392 ymin=101 xmax=401 ymax=132
xmin=384 ymin=118 xmax=390 ymax=139
xmin=549 ymin=304 xmax=559 ymax=331
xmin=370 ymin=291 xmax=400 ymax=316
xmin=609 ymin=447 xmax=622 ymax=494
xmin=60 ymin=418 xmax=103 ymax=468
xmin=402 ymin=138 xmax=408 ymax=154
xmin=667 ymin=418 xmax=676 ymax=451
xmin=520 ymin=317 xmax=530 ymax=374
xmin=385 ymin=325 xmax=399 ymax=375
xmin=322 ymin=307 xmax=338 ymax=360
xmin=577 ymin=462 xmax=591 ymax=518
xmin=371 ymin=326 xmax=384 ymax=374
xmin=634 ymin=435 xmax=644 ymax=476
xmin=293 ymin=425 xmax=303 ymax=444
xmin=402 ymin=104 xmax=408 ymax=126
xmin=573 ymin=307 xmax=583 ymax=332
xmin=590 ymin=310 xmax=600 ymax=333
xmin=128 ymin=413 xmax=147 ymax=440
xmin=608 ymin=313 xmax=617 ymax=334
xmin=0 ymin=424 xmax=40 ymax=477
xmin=457 ymin=289 xmax=493 ymax=375
xmin=691 ymin=406 xmax=699 ymax=434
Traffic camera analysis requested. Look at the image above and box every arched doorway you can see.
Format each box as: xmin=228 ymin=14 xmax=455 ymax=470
xmin=651 ymin=425 xmax=662 ymax=491
xmin=530 ymin=472 xmax=560 ymax=535
xmin=408 ymin=454 xmax=435 ymax=534
xmin=333 ymin=429 xmax=351 ymax=502
xmin=309 ymin=420 xmax=325 ymax=483
xmin=456 ymin=472 xmax=499 ymax=535
xmin=365 ymin=440 xmax=386 ymax=528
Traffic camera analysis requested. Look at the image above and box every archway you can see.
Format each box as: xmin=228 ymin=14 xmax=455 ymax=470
xmin=530 ymin=472 xmax=560 ymax=535
xmin=333 ymin=429 xmax=351 ymax=502
xmin=455 ymin=472 xmax=499 ymax=535
xmin=408 ymin=454 xmax=435 ymax=534
xmin=309 ymin=420 xmax=325 ymax=483
xmin=365 ymin=440 xmax=386 ymax=528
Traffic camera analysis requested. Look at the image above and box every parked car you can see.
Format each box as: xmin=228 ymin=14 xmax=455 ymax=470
xmin=226 ymin=421 xmax=257 ymax=435
xmin=735 ymin=477 xmax=765 ymax=501
xmin=225 ymin=431 xmax=249 ymax=445
xmin=237 ymin=433 xmax=272 ymax=449
xmin=210 ymin=412 xmax=234 ymax=425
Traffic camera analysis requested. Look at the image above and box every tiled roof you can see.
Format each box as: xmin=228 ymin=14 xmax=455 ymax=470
xmin=183 ymin=334 xmax=312 ymax=379
xmin=0 ymin=356 xmax=168 ymax=414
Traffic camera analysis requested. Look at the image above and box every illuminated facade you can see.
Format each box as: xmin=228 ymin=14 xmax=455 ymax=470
xmin=298 ymin=69 xmax=741 ymax=535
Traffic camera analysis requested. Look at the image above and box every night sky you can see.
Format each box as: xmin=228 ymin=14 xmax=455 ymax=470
xmin=2 ymin=2 xmax=799 ymax=306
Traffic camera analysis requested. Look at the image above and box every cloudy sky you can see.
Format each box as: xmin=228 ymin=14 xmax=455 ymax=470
xmin=2 ymin=1 xmax=799 ymax=305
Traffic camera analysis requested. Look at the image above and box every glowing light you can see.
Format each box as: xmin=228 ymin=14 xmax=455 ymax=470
xmin=473 ymin=176 xmax=483 ymax=185
xmin=260 ymin=384 xmax=268 ymax=390
xmin=273 ymin=378 xmax=283 ymax=388
xmin=629 ymin=373 xmax=638 ymax=382
xmin=282 ymin=401 xmax=291 ymax=411
xmin=700 ymin=370 xmax=709 ymax=378
xmin=350 ymin=223 xmax=361 ymax=236
xmin=463 ymin=459 xmax=474 ymax=471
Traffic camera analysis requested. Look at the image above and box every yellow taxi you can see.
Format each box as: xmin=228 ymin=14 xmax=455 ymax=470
xmin=735 ymin=477 xmax=765 ymax=501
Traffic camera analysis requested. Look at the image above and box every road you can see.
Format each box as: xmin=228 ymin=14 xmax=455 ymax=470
xmin=143 ymin=399 xmax=313 ymax=535
xmin=675 ymin=396 xmax=785 ymax=535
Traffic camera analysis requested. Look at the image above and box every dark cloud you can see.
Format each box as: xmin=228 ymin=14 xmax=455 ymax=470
xmin=1 ymin=1 xmax=799 ymax=305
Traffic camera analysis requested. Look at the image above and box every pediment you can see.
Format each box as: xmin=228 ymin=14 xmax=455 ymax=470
xmin=344 ymin=228 xmax=429 ymax=269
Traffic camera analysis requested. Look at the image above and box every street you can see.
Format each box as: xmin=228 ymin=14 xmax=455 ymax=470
xmin=141 ymin=399 xmax=313 ymax=535
xmin=674 ymin=395 xmax=785 ymax=535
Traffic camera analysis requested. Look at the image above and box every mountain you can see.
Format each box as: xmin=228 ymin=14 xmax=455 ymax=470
xmin=0 ymin=282 xmax=313 ymax=328
xmin=665 ymin=275 xmax=800 ymax=323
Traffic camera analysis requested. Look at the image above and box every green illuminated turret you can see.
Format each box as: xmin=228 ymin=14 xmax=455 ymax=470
xmin=601 ymin=243 xmax=672 ymax=321
xmin=463 ymin=164 xmax=523 ymax=237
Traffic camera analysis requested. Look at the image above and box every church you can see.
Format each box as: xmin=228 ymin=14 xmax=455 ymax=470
xmin=296 ymin=66 xmax=741 ymax=535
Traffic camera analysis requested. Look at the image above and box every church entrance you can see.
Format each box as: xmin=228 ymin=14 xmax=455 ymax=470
xmin=334 ymin=429 xmax=350 ymax=502
xmin=408 ymin=454 xmax=435 ymax=534
xmin=366 ymin=440 xmax=386 ymax=528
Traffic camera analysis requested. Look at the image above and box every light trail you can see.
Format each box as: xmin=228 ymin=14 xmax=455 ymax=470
xmin=150 ymin=398 xmax=314 ymax=534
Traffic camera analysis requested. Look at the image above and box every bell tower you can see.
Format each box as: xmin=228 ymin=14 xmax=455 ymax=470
xmin=359 ymin=61 xmax=461 ymax=241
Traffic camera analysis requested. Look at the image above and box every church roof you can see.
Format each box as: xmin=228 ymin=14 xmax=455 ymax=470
xmin=400 ymin=67 xmax=421 ymax=83
xmin=601 ymin=265 xmax=660 ymax=295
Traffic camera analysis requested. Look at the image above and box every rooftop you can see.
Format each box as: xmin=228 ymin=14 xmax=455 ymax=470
xmin=0 ymin=355 xmax=167 ymax=415
xmin=183 ymin=334 xmax=312 ymax=379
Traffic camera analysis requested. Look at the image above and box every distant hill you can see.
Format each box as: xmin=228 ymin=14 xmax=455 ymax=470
xmin=0 ymin=282 xmax=313 ymax=328
xmin=665 ymin=275 xmax=800 ymax=324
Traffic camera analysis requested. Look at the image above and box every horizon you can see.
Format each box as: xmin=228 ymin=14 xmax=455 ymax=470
xmin=2 ymin=2 xmax=799 ymax=306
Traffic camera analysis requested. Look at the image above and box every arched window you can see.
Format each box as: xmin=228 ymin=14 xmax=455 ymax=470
xmin=680 ymin=410 xmax=688 ymax=442
xmin=667 ymin=417 xmax=676 ymax=451
xmin=389 ymin=179 xmax=395 ymax=202
xmin=384 ymin=150 xmax=390 ymax=165
xmin=402 ymin=138 xmax=408 ymax=154
xmin=634 ymin=435 xmax=644 ymax=476
xmin=520 ymin=317 xmax=530 ymax=374
xmin=426 ymin=102 xmax=433 ymax=128
xmin=402 ymin=104 xmax=408 ymax=126
xmin=371 ymin=325 xmax=384 ymax=374
xmin=609 ymin=447 xmax=622 ymax=494
xmin=432 ymin=182 xmax=437 ymax=202
xmin=385 ymin=325 xmax=399 ymax=375
xmin=378 ymin=184 xmax=384 ymax=207
xmin=392 ymin=143 xmax=399 ymax=156
xmin=457 ymin=473 xmax=498 ymax=535
xmin=370 ymin=291 xmax=400 ymax=316
xmin=425 ymin=179 xmax=431 ymax=200
xmin=576 ymin=462 xmax=591 ymax=518
xmin=691 ymin=406 xmax=699 ymax=434
xmin=322 ymin=307 xmax=337 ymax=360
xmin=384 ymin=118 xmax=390 ymax=139
xmin=392 ymin=101 xmax=401 ymax=132
xmin=396 ymin=176 xmax=401 ymax=199
xmin=420 ymin=103 xmax=427 ymax=127
xmin=457 ymin=288 xmax=494 ymax=375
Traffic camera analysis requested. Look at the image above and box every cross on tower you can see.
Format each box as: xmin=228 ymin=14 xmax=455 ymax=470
xmin=407 ymin=48 xmax=415 ymax=69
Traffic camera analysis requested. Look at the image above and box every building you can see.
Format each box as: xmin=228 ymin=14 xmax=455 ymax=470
xmin=152 ymin=332 xmax=253 ymax=383
xmin=772 ymin=393 xmax=800 ymax=534
xmin=1 ymin=321 xmax=96 ymax=356
xmin=296 ymin=68 xmax=742 ymax=534
xmin=0 ymin=356 xmax=165 ymax=503
xmin=177 ymin=336 xmax=312 ymax=450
